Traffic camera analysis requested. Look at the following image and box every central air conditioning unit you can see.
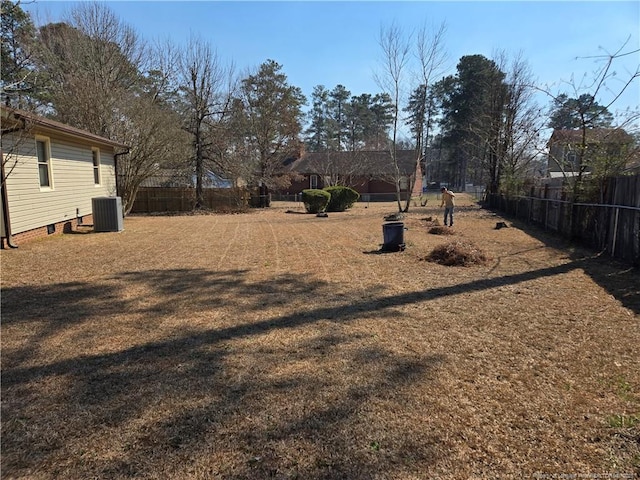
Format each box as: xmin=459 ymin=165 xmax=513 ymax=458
xmin=92 ymin=196 xmax=124 ymax=232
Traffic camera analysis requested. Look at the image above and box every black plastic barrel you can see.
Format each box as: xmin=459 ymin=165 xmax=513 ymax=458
xmin=382 ymin=222 xmax=405 ymax=251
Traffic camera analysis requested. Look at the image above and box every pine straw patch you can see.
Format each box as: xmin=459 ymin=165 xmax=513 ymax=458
xmin=420 ymin=217 xmax=454 ymax=236
xmin=2 ymin=196 xmax=639 ymax=479
xmin=428 ymin=225 xmax=455 ymax=236
xmin=424 ymin=239 xmax=492 ymax=266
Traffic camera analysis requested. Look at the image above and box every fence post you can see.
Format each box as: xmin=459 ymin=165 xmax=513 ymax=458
xmin=611 ymin=206 xmax=620 ymax=257
xmin=544 ymin=199 xmax=548 ymax=230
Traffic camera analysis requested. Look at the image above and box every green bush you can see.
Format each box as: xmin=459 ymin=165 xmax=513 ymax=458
xmin=301 ymin=189 xmax=331 ymax=213
xmin=324 ymin=186 xmax=360 ymax=212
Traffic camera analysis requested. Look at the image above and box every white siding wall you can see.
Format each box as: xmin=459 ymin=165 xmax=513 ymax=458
xmin=3 ymin=131 xmax=117 ymax=234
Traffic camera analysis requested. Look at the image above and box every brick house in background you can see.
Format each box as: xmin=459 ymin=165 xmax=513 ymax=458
xmin=280 ymin=149 xmax=422 ymax=200
xmin=1 ymin=106 xmax=128 ymax=246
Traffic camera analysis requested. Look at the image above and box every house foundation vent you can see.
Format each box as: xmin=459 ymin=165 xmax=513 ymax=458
xmin=92 ymin=196 xmax=124 ymax=232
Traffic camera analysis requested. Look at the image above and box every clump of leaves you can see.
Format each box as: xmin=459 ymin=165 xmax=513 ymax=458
xmin=425 ymin=240 xmax=491 ymax=267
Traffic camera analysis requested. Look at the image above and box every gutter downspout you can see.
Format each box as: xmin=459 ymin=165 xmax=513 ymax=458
xmin=1 ymin=150 xmax=18 ymax=248
xmin=113 ymin=148 xmax=130 ymax=212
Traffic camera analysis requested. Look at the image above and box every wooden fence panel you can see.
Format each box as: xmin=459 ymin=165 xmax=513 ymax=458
xmin=130 ymin=188 xmax=248 ymax=214
xmin=486 ymin=174 xmax=640 ymax=266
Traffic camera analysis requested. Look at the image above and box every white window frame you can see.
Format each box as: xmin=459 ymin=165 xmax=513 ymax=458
xmin=310 ymin=174 xmax=318 ymax=189
xmin=92 ymin=147 xmax=101 ymax=185
xmin=35 ymin=136 xmax=53 ymax=190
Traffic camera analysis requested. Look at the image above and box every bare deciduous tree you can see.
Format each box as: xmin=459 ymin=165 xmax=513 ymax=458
xmin=178 ymin=34 xmax=235 ymax=208
xmin=114 ymin=98 xmax=190 ymax=216
xmin=375 ymin=22 xmax=412 ymax=212
xmin=490 ymin=50 xmax=546 ymax=196
xmin=405 ymin=21 xmax=447 ymax=211
xmin=543 ymin=39 xmax=640 ymax=201
xmin=36 ymin=3 xmax=144 ymax=137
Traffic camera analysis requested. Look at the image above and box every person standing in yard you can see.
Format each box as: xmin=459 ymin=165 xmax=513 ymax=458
xmin=440 ymin=187 xmax=456 ymax=226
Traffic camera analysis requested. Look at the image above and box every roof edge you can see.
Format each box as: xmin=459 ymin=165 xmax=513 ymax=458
xmin=1 ymin=106 xmax=129 ymax=150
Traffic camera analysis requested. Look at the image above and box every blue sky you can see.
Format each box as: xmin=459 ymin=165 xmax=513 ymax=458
xmin=25 ymin=1 xmax=640 ymax=128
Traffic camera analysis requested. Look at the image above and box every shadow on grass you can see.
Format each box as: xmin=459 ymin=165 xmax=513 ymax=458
xmin=0 ymin=258 xmax=616 ymax=478
xmin=492 ymin=213 xmax=640 ymax=315
xmin=362 ymin=248 xmax=402 ymax=254
xmin=2 ymin=269 xmax=443 ymax=478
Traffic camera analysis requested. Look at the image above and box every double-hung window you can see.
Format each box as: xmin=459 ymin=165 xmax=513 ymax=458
xmin=310 ymin=174 xmax=318 ymax=189
xmin=92 ymin=148 xmax=101 ymax=185
xmin=36 ymin=137 xmax=52 ymax=188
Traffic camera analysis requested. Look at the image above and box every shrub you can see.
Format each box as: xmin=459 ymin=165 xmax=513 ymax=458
xmin=324 ymin=186 xmax=360 ymax=212
xmin=301 ymin=189 xmax=331 ymax=213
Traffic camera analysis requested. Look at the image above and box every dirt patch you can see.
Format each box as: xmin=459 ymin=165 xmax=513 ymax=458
xmin=1 ymin=194 xmax=639 ymax=479
xmin=428 ymin=225 xmax=454 ymax=235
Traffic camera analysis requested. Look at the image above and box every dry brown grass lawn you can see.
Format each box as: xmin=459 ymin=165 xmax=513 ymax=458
xmin=2 ymin=194 xmax=639 ymax=479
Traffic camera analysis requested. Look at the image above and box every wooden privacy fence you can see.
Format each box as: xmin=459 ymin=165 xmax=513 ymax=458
xmin=486 ymin=175 xmax=640 ymax=266
xmin=131 ymin=188 xmax=249 ymax=214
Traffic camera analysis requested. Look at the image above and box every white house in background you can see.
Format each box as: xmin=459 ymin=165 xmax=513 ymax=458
xmin=1 ymin=106 xmax=129 ymax=246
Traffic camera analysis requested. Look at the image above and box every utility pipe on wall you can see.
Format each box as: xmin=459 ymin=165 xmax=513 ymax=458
xmin=0 ymin=150 xmax=18 ymax=248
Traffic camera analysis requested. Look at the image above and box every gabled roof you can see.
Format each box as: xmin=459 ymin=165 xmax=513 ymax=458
xmin=1 ymin=106 xmax=129 ymax=150
xmin=548 ymin=128 xmax=633 ymax=145
xmin=287 ymin=150 xmax=418 ymax=176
